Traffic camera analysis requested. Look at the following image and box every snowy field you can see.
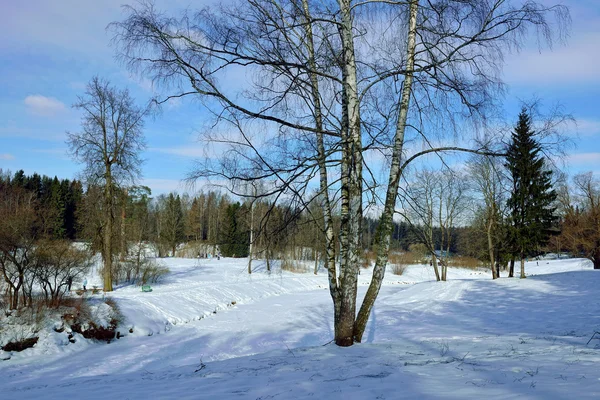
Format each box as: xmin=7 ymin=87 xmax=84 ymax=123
xmin=1 ymin=257 xmax=600 ymax=399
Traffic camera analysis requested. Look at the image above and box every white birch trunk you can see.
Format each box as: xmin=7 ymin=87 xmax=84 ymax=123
xmin=354 ymin=0 xmax=419 ymax=342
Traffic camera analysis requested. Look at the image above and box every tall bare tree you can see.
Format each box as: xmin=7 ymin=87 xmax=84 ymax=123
xmin=112 ymin=0 xmax=568 ymax=345
xmin=67 ymin=77 xmax=147 ymax=292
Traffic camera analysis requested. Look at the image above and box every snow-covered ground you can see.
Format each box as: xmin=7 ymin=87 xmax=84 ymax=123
xmin=1 ymin=257 xmax=599 ymax=399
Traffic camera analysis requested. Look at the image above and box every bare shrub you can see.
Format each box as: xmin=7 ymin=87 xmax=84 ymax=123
xmin=103 ymin=297 xmax=125 ymax=326
xmin=362 ymin=250 xmax=375 ymax=269
xmin=34 ymin=240 xmax=93 ymax=307
xmin=139 ymin=260 xmax=170 ymax=284
xmin=115 ymin=256 xmax=170 ymax=286
xmin=390 ymin=264 xmax=406 ymax=276
xmin=281 ymin=258 xmax=310 ymax=273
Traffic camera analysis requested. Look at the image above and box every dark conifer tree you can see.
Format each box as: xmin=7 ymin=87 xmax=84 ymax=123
xmin=506 ymin=109 xmax=557 ymax=278
xmin=220 ymin=202 xmax=249 ymax=258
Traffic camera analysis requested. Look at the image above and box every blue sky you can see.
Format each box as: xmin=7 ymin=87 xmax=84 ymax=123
xmin=1 ymin=0 xmax=599 ymax=195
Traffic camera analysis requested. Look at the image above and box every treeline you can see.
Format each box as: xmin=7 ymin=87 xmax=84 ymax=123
xmin=2 ymin=170 xmax=83 ymax=240
xmin=0 ymin=168 xmax=469 ymax=260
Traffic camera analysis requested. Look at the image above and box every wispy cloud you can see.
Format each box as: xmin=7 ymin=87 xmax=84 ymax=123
xmin=31 ymin=148 xmax=69 ymax=159
xmin=568 ymin=152 xmax=600 ymax=166
xmin=24 ymin=95 xmax=66 ymax=117
xmin=575 ymin=119 xmax=600 ymax=137
xmin=504 ymin=32 xmax=600 ymax=86
xmin=149 ymin=146 xmax=207 ymax=158
xmin=0 ymin=153 xmax=15 ymax=160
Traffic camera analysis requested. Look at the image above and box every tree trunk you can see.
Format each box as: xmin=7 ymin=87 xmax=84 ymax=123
xmin=509 ymin=258 xmax=515 ymax=278
xmin=334 ymin=0 xmax=363 ymax=347
xmin=353 ymin=0 xmax=419 ymax=343
xmin=432 ymin=253 xmax=441 ymax=282
xmin=11 ymin=284 xmax=20 ymax=309
xmin=487 ymin=222 xmax=497 ymax=279
xmin=520 ymin=256 xmax=526 ymax=279
xmin=248 ymin=199 xmax=254 ymax=274
xmin=441 ymin=260 xmax=447 ymax=282
xmin=103 ymin=167 xmax=114 ymax=292
xmin=120 ymin=189 xmax=127 ymax=262
xmin=266 ymin=248 xmax=271 ymax=272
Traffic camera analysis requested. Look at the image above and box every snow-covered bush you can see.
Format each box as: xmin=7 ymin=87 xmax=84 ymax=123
xmin=68 ymin=297 xmax=125 ymax=343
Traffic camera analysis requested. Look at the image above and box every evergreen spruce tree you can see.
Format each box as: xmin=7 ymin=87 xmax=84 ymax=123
xmin=164 ymin=193 xmax=185 ymax=257
xmin=220 ymin=203 xmax=249 ymax=258
xmin=49 ymin=177 xmax=67 ymax=239
xmin=506 ymin=109 xmax=557 ymax=278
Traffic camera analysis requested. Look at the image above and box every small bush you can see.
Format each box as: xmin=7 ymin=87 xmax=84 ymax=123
xmin=139 ymin=260 xmax=170 ymax=285
xmin=115 ymin=256 xmax=170 ymax=286
xmin=103 ymin=297 xmax=125 ymax=326
xmin=281 ymin=259 xmax=310 ymax=273
xmin=390 ymin=263 xmax=406 ymax=276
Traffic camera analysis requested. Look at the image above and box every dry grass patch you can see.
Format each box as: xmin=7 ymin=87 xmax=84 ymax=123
xmin=449 ymin=256 xmax=482 ymax=270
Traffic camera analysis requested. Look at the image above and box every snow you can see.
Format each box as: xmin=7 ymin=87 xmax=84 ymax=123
xmin=1 ymin=257 xmax=599 ymax=399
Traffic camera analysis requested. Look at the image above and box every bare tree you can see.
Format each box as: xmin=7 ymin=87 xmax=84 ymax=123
xmin=112 ymin=0 xmax=568 ymax=345
xmin=559 ymin=172 xmax=600 ymax=269
xmin=0 ymin=186 xmax=38 ymax=309
xmin=401 ymin=169 xmax=442 ymax=280
xmin=468 ymin=154 xmax=508 ymax=279
xmin=67 ymin=77 xmax=147 ymax=292
xmin=34 ymin=240 xmax=93 ymax=307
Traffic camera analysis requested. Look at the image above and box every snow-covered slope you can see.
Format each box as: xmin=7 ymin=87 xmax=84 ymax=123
xmin=1 ymin=257 xmax=599 ymax=399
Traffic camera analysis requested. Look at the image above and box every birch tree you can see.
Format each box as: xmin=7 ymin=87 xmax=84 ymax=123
xmin=112 ymin=0 xmax=568 ymax=345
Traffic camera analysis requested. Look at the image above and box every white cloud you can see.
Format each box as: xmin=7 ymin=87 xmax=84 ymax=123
xmin=0 ymin=153 xmax=15 ymax=160
xmin=24 ymin=95 xmax=66 ymax=117
xmin=568 ymin=152 xmax=600 ymax=165
xmin=503 ymin=32 xmax=600 ymax=86
xmin=149 ymin=146 xmax=207 ymax=158
xmin=575 ymin=119 xmax=600 ymax=137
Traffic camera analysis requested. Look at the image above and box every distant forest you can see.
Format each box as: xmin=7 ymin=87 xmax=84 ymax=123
xmin=0 ymin=169 xmax=469 ymax=260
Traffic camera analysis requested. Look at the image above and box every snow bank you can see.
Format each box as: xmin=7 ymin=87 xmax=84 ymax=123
xmin=1 ymin=257 xmax=599 ymax=399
